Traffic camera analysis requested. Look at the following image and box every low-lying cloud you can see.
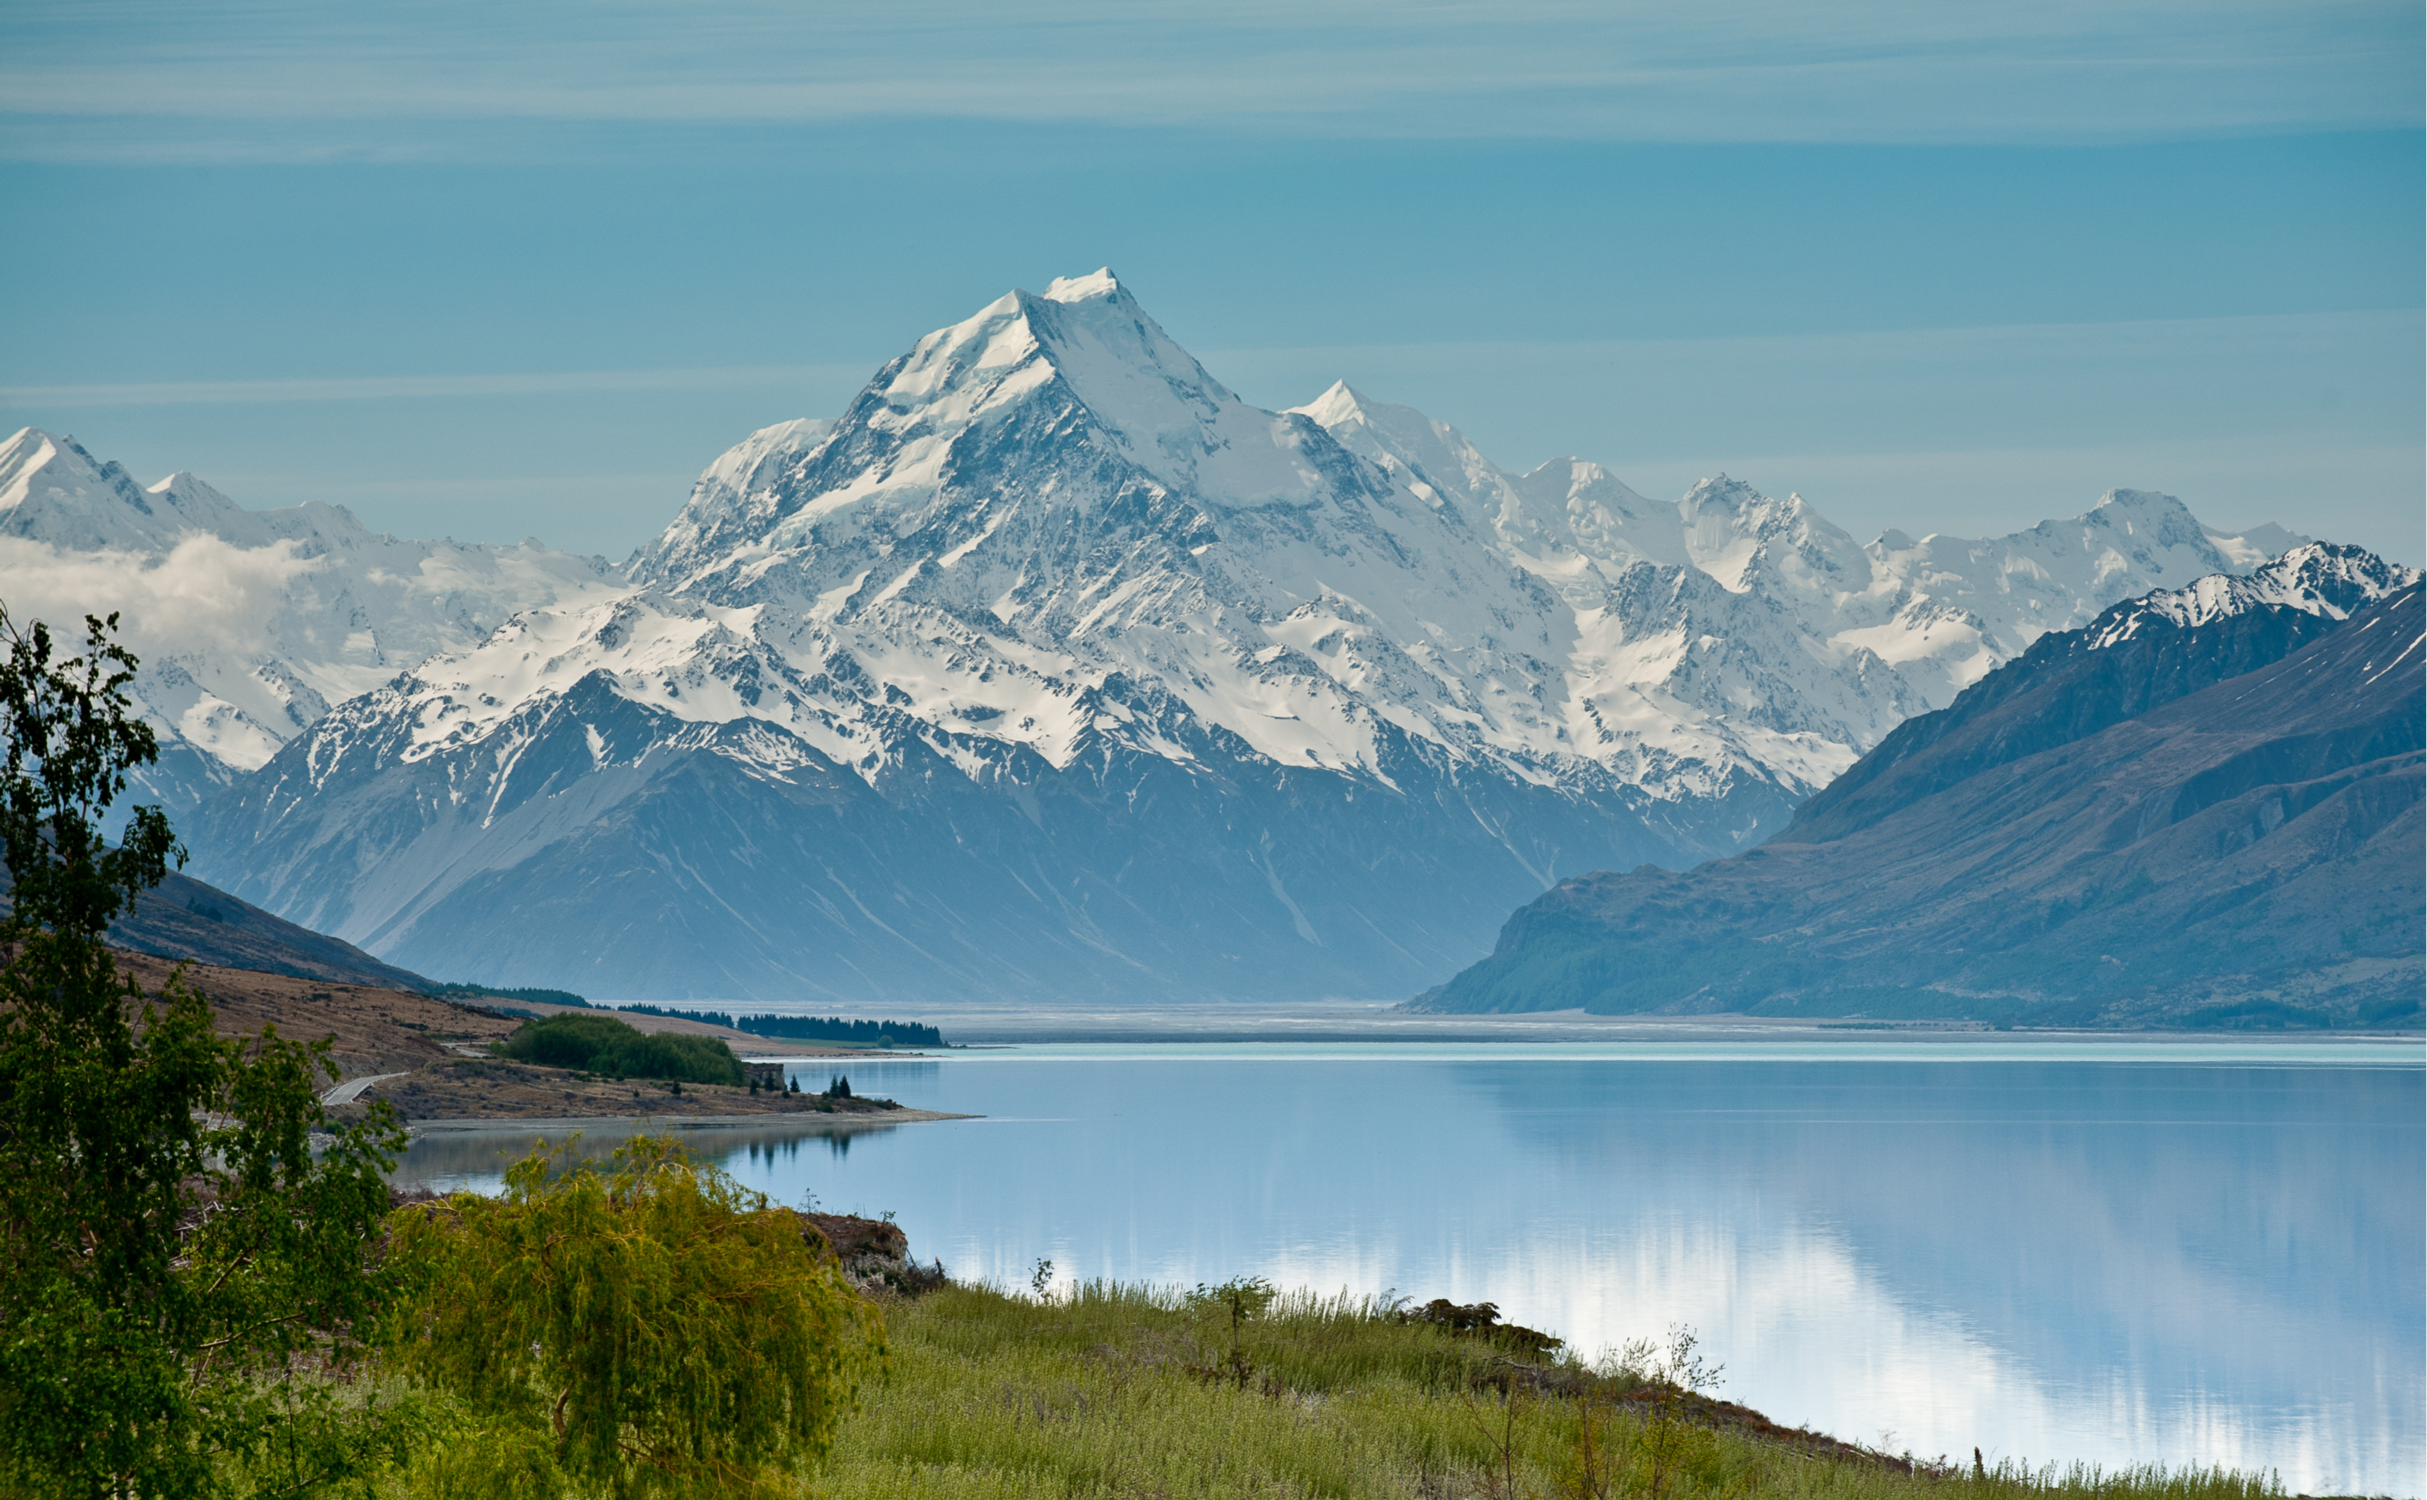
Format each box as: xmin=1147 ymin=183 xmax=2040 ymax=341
xmin=0 ymin=533 xmax=323 ymax=663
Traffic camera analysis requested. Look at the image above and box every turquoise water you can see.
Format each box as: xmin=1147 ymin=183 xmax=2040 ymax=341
xmin=395 ymin=1039 xmax=2425 ymax=1494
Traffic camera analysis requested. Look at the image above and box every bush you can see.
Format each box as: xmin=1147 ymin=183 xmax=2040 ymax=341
xmin=388 ymin=1136 xmax=884 ymax=1498
xmin=496 ymin=1013 xmax=743 ymax=1085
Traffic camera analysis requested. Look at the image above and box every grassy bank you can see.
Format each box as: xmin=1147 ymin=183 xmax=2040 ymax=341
xmin=820 ymin=1281 xmax=2283 ymax=1500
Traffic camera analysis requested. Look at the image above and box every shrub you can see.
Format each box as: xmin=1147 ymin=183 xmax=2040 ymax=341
xmin=496 ymin=1013 xmax=743 ymax=1085
xmin=388 ymin=1136 xmax=883 ymax=1497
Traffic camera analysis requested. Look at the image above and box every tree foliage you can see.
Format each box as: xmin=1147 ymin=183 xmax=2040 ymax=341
xmin=387 ymin=1136 xmax=884 ymax=1500
xmin=0 ymin=607 xmax=412 ymax=1499
xmin=495 ymin=1013 xmax=743 ymax=1085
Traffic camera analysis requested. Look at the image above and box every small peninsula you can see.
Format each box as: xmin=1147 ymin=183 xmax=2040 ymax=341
xmin=115 ymin=950 xmax=969 ymax=1130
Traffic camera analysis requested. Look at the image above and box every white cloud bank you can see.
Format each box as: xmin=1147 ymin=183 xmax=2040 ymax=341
xmin=0 ymin=534 xmax=319 ymax=663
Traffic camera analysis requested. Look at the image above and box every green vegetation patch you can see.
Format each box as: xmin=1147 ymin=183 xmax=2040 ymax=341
xmin=495 ymin=1012 xmax=744 ymax=1084
xmin=389 ymin=1137 xmax=880 ymax=1498
xmin=821 ymin=1279 xmax=2288 ymax=1500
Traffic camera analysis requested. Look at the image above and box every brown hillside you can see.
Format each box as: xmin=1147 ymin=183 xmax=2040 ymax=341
xmin=112 ymin=950 xmax=927 ymax=1123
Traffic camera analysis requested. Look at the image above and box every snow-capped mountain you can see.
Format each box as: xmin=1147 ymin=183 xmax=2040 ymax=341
xmin=166 ymin=271 xmax=2317 ymax=1003
xmin=2077 ymin=541 xmax=2406 ymax=649
xmin=1308 ymin=382 xmax=2309 ymax=703
xmin=1417 ymin=560 xmax=2424 ymax=1024
xmin=0 ymin=427 xmax=626 ymax=817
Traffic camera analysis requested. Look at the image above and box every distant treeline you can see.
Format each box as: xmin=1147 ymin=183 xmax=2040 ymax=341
xmin=619 ymin=1005 xmax=943 ymax=1049
xmin=434 ymin=982 xmax=591 ymax=1010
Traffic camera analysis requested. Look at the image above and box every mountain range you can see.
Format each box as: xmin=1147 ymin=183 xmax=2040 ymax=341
xmin=1416 ymin=546 xmax=2423 ymax=1027
xmin=0 ymin=427 xmax=623 ymax=823
xmin=0 ymin=270 xmax=2365 ymax=1006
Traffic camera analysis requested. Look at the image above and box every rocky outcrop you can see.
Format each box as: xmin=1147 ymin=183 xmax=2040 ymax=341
xmin=798 ymin=1211 xmax=947 ymax=1297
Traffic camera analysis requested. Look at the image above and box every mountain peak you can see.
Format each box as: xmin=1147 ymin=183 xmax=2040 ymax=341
xmin=148 ymin=469 xmax=243 ymax=517
xmin=1 ymin=425 xmax=88 ymax=488
xmin=1292 ymin=380 xmax=1368 ymax=427
xmin=2094 ymin=486 xmax=2186 ymax=511
xmin=0 ymin=424 xmax=169 ymax=539
xmin=634 ymin=273 xmax=1359 ymax=583
xmin=0 ymin=427 xmax=72 ymax=504
xmin=879 ymin=274 xmax=1339 ymax=509
xmin=2088 ymin=487 xmax=2186 ymax=522
xmin=1042 ymin=267 xmax=1124 ymax=304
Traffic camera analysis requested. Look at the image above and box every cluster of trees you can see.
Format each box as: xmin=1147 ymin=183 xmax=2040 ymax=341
xmin=430 ymin=983 xmax=591 ymax=1011
xmin=0 ymin=610 xmax=883 ymax=1498
xmin=496 ymin=1012 xmax=745 ymax=1085
xmin=621 ymin=1005 xmax=945 ymax=1050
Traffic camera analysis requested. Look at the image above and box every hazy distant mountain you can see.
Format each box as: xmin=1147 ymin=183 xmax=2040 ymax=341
xmin=1416 ymin=548 xmax=2423 ymax=1028
xmin=0 ymin=272 xmax=2315 ymax=1002
xmin=0 ymin=427 xmax=625 ymax=821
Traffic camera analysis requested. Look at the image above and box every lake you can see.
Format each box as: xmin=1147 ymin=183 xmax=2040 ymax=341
xmin=392 ymin=1038 xmax=2424 ymax=1495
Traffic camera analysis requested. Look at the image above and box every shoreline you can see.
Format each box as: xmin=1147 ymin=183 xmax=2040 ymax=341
xmin=869 ymin=998 xmax=2427 ymax=1046
xmin=400 ymin=1106 xmax=976 ymax=1135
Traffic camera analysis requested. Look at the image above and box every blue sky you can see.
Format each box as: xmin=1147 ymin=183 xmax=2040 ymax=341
xmin=3 ymin=2 xmax=2420 ymax=563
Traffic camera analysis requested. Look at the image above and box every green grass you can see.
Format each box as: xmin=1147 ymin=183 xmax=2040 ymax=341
xmin=818 ymin=1282 xmax=2288 ymax=1500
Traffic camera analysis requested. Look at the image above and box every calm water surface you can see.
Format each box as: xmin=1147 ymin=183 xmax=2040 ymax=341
xmin=394 ymin=1040 xmax=2424 ymax=1494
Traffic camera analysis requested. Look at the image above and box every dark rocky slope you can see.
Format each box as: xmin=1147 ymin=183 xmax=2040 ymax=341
xmin=1417 ymin=574 xmax=2424 ymax=1028
xmin=115 ymin=868 xmax=437 ymax=991
xmin=2 ymin=865 xmax=435 ymax=994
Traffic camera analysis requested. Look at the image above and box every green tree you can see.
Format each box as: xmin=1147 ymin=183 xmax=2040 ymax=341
xmin=387 ymin=1136 xmax=884 ymax=1500
xmin=0 ymin=607 xmax=412 ymax=1498
xmin=495 ymin=1013 xmax=743 ymax=1085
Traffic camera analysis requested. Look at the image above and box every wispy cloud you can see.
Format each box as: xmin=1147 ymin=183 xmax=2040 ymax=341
xmin=2 ymin=0 xmax=2416 ymax=159
xmin=0 ymin=365 xmax=868 ymax=409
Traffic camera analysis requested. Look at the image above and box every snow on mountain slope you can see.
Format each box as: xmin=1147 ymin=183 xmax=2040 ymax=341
xmin=183 ymin=272 xmax=2315 ymax=1003
xmin=1421 ymin=577 xmax=2426 ymax=1024
xmin=1291 ymin=385 xmax=2302 ymax=721
xmin=0 ymin=427 xmax=628 ymax=813
xmin=1838 ymin=492 xmax=2307 ymax=703
xmin=623 ymin=273 xmax=1625 ymax=794
xmin=2080 ymin=541 xmax=2415 ymax=648
xmin=1293 ymin=385 xmax=2300 ymax=788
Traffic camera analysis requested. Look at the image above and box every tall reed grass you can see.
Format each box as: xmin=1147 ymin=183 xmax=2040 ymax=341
xmin=816 ymin=1281 xmax=2290 ymax=1500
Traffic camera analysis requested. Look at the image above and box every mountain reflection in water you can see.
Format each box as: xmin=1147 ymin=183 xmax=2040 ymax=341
xmin=387 ymin=1045 xmax=2421 ymax=1494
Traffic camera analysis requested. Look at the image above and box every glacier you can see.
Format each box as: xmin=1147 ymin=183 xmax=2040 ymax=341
xmin=0 ymin=270 xmax=2315 ymax=1003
